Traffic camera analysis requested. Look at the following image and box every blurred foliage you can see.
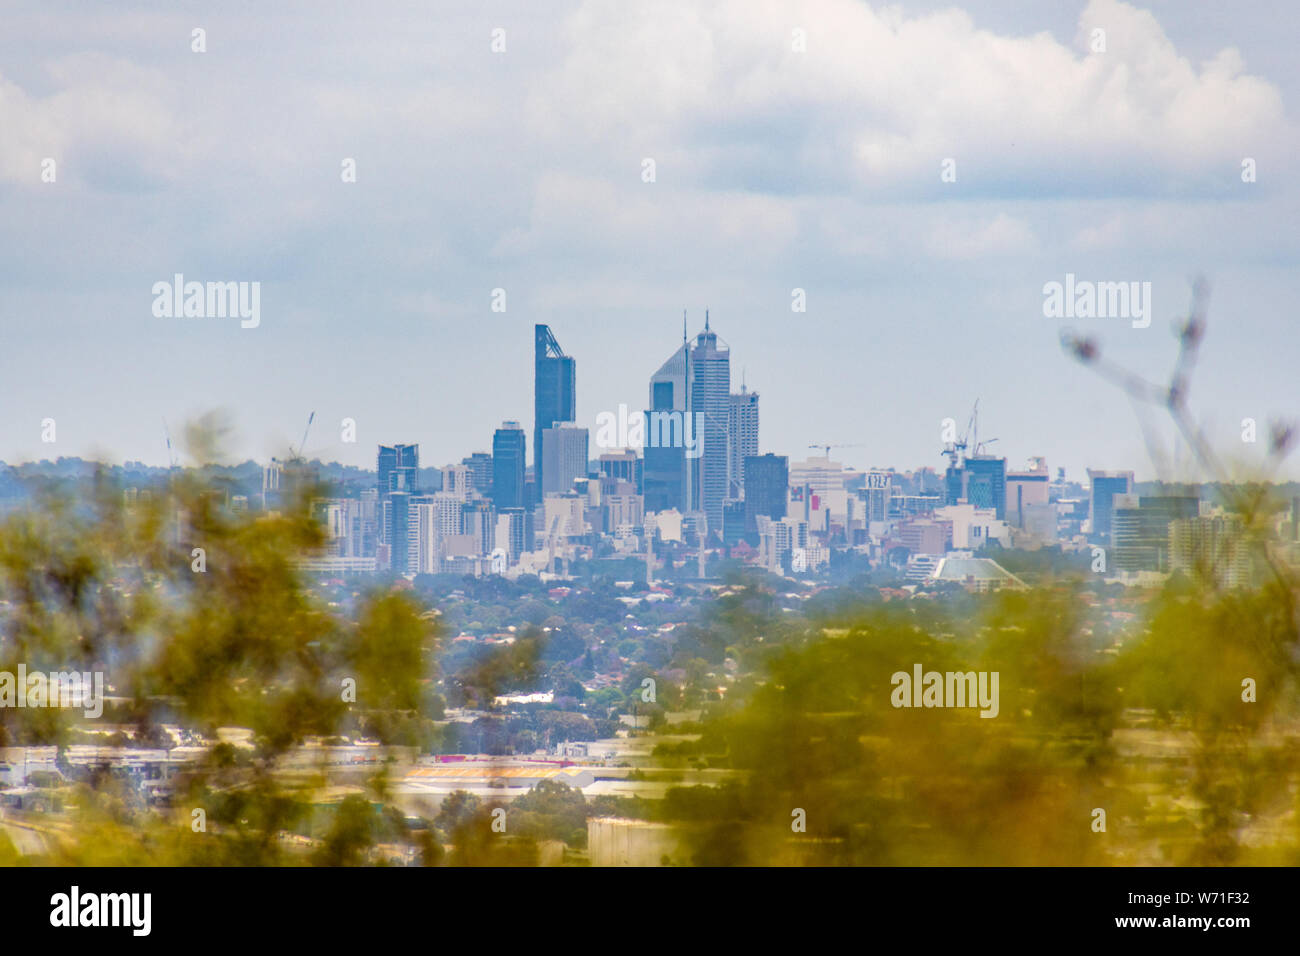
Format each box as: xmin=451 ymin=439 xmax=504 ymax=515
xmin=0 ymin=423 xmax=438 ymax=865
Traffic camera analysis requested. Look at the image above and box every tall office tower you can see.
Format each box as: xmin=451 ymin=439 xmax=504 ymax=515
xmin=492 ymin=422 xmax=527 ymax=510
xmin=1112 ymin=493 xmax=1200 ymax=571
xmin=377 ymin=444 xmax=419 ymax=569
xmin=1006 ymin=457 xmax=1050 ymax=528
xmin=743 ymin=453 xmax=788 ymax=535
xmin=377 ymin=443 xmax=420 ymax=496
xmin=384 ymin=490 xmax=412 ymax=573
xmin=462 ymin=499 xmax=496 ymax=555
xmin=358 ymin=488 xmax=379 ymax=556
xmin=644 ymin=331 xmax=690 ymax=513
xmin=541 ymin=422 xmax=589 ymax=495
xmin=1169 ymin=514 xmax=1252 ymax=589
xmin=1088 ymin=469 xmax=1134 ymax=540
xmin=462 ymin=452 xmax=493 ymax=497
xmin=497 ymin=507 xmax=533 ymax=559
xmin=441 ymin=463 xmax=472 ymax=501
xmin=728 ymin=387 xmax=759 ymax=499
xmin=689 ymin=314 xmax=731 ymax=535
xmin=408 ymin=494 xmax=435 ymax=574
xmin=945 ymin=455 xmax=1007 ymax=520
xmin=862 ymin=472 xmax=892 ymax=524
xmin=534 ymin=325 xmax=576 ymax=500
xmin=261 ymin=460 xmax=282 ymax=510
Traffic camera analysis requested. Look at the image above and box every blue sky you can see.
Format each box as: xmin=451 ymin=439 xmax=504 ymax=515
xmin=1 ymin=0 xmax=1296 ymax=482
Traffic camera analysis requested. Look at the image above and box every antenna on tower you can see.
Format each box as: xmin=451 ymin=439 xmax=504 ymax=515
xmin=683 ymin=310 xmax=687 ymax=343
xmin=705 ymin=309 xmax=710 ymax=331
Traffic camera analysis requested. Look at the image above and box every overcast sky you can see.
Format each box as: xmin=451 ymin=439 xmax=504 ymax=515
xmin=2 ymin=0 xmax=1296 ymax=482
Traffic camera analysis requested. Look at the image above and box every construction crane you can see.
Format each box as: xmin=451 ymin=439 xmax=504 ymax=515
xmin=292 ymin=412 xmax=316 ymax=461
xmin=943 ymin=400 xmax=999 ymax=466
xmin=271 ymin=412 xmax=317 ymax=473
xmin=161 ymin=419 xmax=178 ymax=468
xmin=808 ymin=442 xmax=865 ymax=458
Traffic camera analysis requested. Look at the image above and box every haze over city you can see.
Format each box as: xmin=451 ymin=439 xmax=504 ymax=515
xmin=1 ymin=0 xmax=1297 ymax=480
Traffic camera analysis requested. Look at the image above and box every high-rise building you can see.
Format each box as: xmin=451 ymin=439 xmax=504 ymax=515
xmin=689 ymin=315 xmax=730 ymax=535
xmin=642 ymin=327 xmax=691 ymax=520
xmin=1170 ymin=514 xmax=1253 ymax=589
xmin=1112 ymin=494 xmax=1200 ymax=571
xmin=441 ymin=463 xmax=472 ymax=501
xmin=862 ymin=472 xmax=892 ymax=524
xmin=598 ymin=450 xmax=641 ymax=491
xmin=385 ymin=490 xmax=412 ymax=573
xmin=462 ymin=499 xmax=496 ymax=556
xmin=378 ymin=444 xmax=419 ymax=496
xmin=1006 ymin=457 xmax=1050 ymax=528
xmin=262 ymin=461 xmax=281 ymax=510
xmin=540 ymin=422 xmax=589 ymax=496
xmin=462 ymin=452 xmax=493 ymax=498
xmin=744 ymin=453 xmax=788 ymax=535
xmin=534 ymin=325 xmax=576 ymax=500
xmin=1088 ymin=469 xmax=1134 ymax=540
xmin=497 ymin=506 xmax=533 ymax=559
xmin=359 ymin=488 xmax=379 ymax=557
xmin=377 ymin=444 xmax=419 ymax=571
xmin=728 ymin=387 xmax=759 ymax=499
xmin=644 ymin=331 xmax=691 ymax=514
xmin=492 ymin=422 xmax=527 ymax=510
xmin=945 ymin=455 xmax=1007 ymax=520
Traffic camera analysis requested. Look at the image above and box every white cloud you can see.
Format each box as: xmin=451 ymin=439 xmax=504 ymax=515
xmin=532 ymin=0 xmax=1288 ymax=198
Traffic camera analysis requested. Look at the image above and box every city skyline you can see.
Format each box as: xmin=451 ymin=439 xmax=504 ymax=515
xmin=1 ymin=0 xmax=1296 ymax=482
xmin=3 ymin=307 xmax=1289 ymax=488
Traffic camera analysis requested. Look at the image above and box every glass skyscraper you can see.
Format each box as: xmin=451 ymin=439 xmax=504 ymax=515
xmin=492 ymin=421 xmax=527 ymax=510
xmin=377 ymin=443 xmax=418 ymax=572
xmin=1088 ymin=469 xmax=1135 ymax=540
xmin=534 ymin=324 xmax=576 ymax=500
xmin=644 ymin=336 xmax=689 ymax=514
xmin=689 ymin=316 xmax=730 ymax=536
xmin=945 ymin=454 xmax=1007 ymax=520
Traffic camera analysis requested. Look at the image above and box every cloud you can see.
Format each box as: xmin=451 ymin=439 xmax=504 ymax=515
xmin=532 ymin=0 xmax=1288 ymax=200
xmin=0 ymin=53 xmax=187 ymax=189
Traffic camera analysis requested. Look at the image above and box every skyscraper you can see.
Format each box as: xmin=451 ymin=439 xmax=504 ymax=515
xmin=377 ymin=444 xmax=419 ymax=572
xmin=728 ymin=386 xmax=759 ymax=499
xmin=1112 ymin=493 xmax=1199 ymax=571
xmin=461 ymin=452 xmax=493 ymax=498
xmin=378 ymin=444 xmax=419 ymax=496
xmin=1088 ymin=469 xmax=1135 ymax=540
xmin=689 ymin=314 xmax=730 ymax=535
xmin=534 ymin=325 xmax=576 ymax=500
xmin=945 ymin=455 xmax=1006 ymax=520
xmin=492 ymin=421 xmax=527 ymax=510
xmin=644 ymin=333 xmax=690 ymax=514
xmin=385 ymin=490 xmax=412 ymax=574
xmin=540 ymin=422 xmax=589 ymax=495
xmin=744 ymin=453 xmax=788 ymax=535
xmin=1006 ymin=457 xmax=1049 ymax=528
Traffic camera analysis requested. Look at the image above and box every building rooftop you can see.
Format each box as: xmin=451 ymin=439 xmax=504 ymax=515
xmin=930 ymin=556 xmax=1028 ymax=589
